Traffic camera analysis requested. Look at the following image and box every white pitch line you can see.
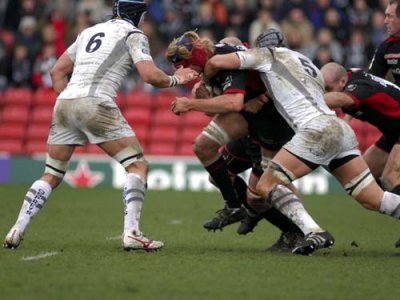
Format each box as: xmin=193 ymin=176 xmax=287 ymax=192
xmin=21 ymin=251 xmax=59 ymax=261
xmin=170 ymin=219 xmax=182 ymax=225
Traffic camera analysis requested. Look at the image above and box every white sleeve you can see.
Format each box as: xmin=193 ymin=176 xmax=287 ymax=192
xmin=236 ymin=48 xmax=271 ymax=71
xmin=126 ymin=32 xmax=153 ymax=64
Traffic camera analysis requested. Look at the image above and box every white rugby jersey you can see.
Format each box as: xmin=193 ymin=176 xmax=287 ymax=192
xmin=236 ymin=47 xmax=335 ymax=131
xmin=58 ymin=19 xmax=153 ymax=101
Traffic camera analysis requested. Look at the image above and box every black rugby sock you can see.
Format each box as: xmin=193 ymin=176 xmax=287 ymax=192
xmin=205 ymin=156 xmax=241 ymax=208
xmin=263 ymin=207 xmax=302 ymax=233
xmin=233 ymin=175 xmax=248 ymax=206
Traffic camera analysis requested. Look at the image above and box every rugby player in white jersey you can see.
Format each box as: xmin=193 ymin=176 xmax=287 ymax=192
xmin=3 ymin=0 xmax=197 ymax=252
xmin=202 ymin=29 xmax=400 ymax=255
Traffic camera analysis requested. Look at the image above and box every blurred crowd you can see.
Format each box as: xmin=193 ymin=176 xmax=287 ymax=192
xmin=0 ymin=0 xmax=390 ymax=92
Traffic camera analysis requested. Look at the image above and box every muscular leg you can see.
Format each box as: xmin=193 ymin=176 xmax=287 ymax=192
xmin=193 ymin=112 xmax=248 ymax=208
xmin=331 ymin=156 xmax=400 ymax=216
xmin=99 ymin=136 xmax=148 ymax=234
xmin=380 ymin=144 xmax=400 ymax=193
xmin=99 ymin=136 xmax=163 ymax=250
xmin=254 ymin=148 xmax=325 ymax=235
xmin=4 ymin=144 xmax=75 ymax=249
xmin=363 ymin=144 xmax=387 ymax=185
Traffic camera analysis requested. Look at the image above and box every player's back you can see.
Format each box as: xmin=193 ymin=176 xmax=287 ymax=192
xmin=58 ymin=19 xmax=139 ymax=101
xmin=257 ymin=47 xmax=334 ymax=129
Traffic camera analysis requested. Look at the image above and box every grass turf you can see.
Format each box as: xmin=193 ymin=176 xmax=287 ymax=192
xmin=1 ymin=184 xmax=400 ymax=300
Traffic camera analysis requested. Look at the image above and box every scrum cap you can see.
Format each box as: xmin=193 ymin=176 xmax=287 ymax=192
xmin=113 ymin=0 xmax=147 ymax=27
xmin=255 ymin=28 xmax=286 ymax=48
xmin=167 ymin=33 xmax=208 ymax=69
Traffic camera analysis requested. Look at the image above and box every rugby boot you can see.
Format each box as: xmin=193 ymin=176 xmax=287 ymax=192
xmin=237 ymin=213 xmax=264 ymax=235
xmin=292 ymin=231 xmax=335 ymax=256
xmin=3 ymin=226 xmax=24 ymax=249
xmin=266 ymin=231 xmax=304 ymax=252
xmin=122 ymin=230 xmax=164 ymax=252
xmin=203 ymin=206 xmax=247 ymax=231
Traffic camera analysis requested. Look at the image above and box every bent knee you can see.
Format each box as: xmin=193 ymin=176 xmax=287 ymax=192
xmin=192 ymin=135 xmax=220 ymax=158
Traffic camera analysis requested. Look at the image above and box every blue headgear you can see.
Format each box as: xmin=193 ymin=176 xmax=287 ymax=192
xmin=113 ymin=0 xmax=147 ymax=27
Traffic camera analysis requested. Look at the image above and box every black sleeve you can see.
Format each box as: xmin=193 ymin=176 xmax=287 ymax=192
xmin=368 ymin=43 xmax=388 ymax=78
xmin=345 ymin=81 xmax=374 ymax=100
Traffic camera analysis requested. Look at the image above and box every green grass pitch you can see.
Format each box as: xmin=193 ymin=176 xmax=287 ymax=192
xmin=1 ymin=184 xmax=400 ymax=300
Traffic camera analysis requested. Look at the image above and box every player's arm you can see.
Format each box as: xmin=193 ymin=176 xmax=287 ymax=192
xmin=204 ymin=53 xmax=241 ymax=81
xmin=324 ymin=92 xmax=355 ymax=109
xmin=128 ymin=32 xmax=197 ymax=88
xmin=171 ymin=93 xmax=245 ymax=115
xmin=136 ymin=61 xmax=197 ymax=88
xmin=50 ymin=52 xmax=74 ymax=94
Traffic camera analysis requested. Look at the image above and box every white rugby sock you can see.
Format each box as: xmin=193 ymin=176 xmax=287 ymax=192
xmin=123 ymin=173 xmax=146 ymax=234
xmin=15 ymin=180 xmax=52 ymax=232
xmin=380 ymin=191 xmax=400 ymax=218
xmin=268 ymin=185 xmax=323 ymax=235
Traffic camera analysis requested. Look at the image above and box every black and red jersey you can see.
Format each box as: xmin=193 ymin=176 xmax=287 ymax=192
xmin=209 ymin=43 xmax=266 ymax=101
xmin=343 ymin=69 xmax=400 ymax=136
xmin=368 ymin=36 xmax=400 ymax=86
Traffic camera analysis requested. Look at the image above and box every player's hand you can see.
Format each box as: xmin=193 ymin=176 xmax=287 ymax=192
xmin=174 ymin=66 xmax=199 ymax=84
xmin=244 ymin=95 xmax=268 ymax=114
xmin=192 ymin=81 xmax=211 ymax=99
xmin=171 ymin=97 xmax=191 ymax=115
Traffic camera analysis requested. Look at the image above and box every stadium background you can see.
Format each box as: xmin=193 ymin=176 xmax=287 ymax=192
xmin=0 ymin=0 xmax=387 ymax=189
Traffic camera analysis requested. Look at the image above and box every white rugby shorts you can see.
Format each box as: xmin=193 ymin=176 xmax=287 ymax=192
xmin=48 ymin=97 xmax=134 ymax=145
xmin=283 ymin=115 xmax=360 ymax=166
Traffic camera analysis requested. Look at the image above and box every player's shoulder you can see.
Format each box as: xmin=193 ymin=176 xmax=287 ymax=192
xmin=215 ymin=43 xmax=247 ymax=55
xmin=92 ymin=19 xmax=144 ymax=38
xmin=376 ymin=36 xmax=400 ymax=50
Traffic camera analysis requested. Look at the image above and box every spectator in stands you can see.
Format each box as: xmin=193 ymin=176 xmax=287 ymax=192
xmin=32 ymin=44 xmax=57 ymax=89
xmin=3 ymin=0 xmax=197 ymax=251
xmin=0 ymin=38 xmax=10 ymax=89
xmin=312 ymin=45 xmax=334 ymax=68
xmin=248 ymin=8 xmax=281 ymax=47
xmin=77 ymin=0 xmax=111 ymax=24
xmin=369 ymin=0 xmax=400 ymax=86
xmin=347 ymin=0 xmax=373 ymax=29
xmin=158 ymin=8 xmax=185 ymax=43
xmin=64 ymin=8 xmax=93 ymax=46
xmin=369 ymin=10 xmax=387 ymax=50
xmin=280 ymin=7 xmax=314 ymax=50
xmin=191 ymin=1 xmax=217 ymax=36
xmin=208 ymin=0 xmax=228 ymax=28
xmin=226 ymin=0 xmax=253 ymax=42
xmin=344 ymin=29 xmax=370 ymax=68
xmin=14 ymin=16 xmax=41 ymax=61
xmin=322 ymin=7 xmax=349 ymax=44
xmin=309 ymin=0 xmax=335 ymax=29
xmin=306 ymin=27 xmax=344 ymax=64
xmin=10 ymin=44 xmax=32 ymax=88
xmin=275 ymin=0 xmax=311 ymax=21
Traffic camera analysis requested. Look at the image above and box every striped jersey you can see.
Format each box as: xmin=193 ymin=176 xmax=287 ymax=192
xmin=58 ymin=19 xmax=153 ymax=101
xmin=236 ymin=47 xmax=335 ymax=131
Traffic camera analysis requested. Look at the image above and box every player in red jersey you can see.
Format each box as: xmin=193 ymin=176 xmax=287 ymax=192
xmin=369 ymin=0 xmax=400 ymax=85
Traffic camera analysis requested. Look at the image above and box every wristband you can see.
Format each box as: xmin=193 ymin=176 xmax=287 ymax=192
xmin=168 ymin=75 xmax=179 ymax=87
